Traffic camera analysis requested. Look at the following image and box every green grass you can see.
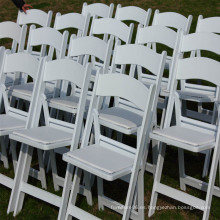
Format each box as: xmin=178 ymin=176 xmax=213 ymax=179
xmin=0 ymin=0 xmax=220 ymax=219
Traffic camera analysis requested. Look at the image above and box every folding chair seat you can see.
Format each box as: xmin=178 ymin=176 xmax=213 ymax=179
xmin=148 ymin=31 xmax=220 ymax=220
xmin=115 ymin=4 xmax=151 ymax=41
xmin=7 ymin=26 xmax=68 ymax=103
xmin=151 ymin=9 xmax=192 ymax=69
xmin=7 ymin=57 xmax=93 ymax=216
xmin=58 ymin=71 xmax=160 ymax=220
xmin=0 ymin=48 xmax=47 ymax=188
xmin=0 ymin=22 xmax=27 ymax=87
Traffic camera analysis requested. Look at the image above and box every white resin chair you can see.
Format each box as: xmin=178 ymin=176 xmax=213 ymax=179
xmin=179 ymin=17 xmax=220 ymax=177
xmin=115 ymin=4 xmax=151 ymax=41
xmin=8 ymin=26 xmax=68 ymax=103
xmin=58 ymin=71 xmax=158 ymax=220
xmin=0 ymin=48 xmax=46 ymax=187
xmin=58 ymin=43 xmax=166 ymax=220
xmin=7 ymin=57 xmax=93 ymax=216
xmin=0 ymin=22 xmax=27 ymax=87
xmin=149 ymin=32 xmax=220 ymax=220
xmin=135 ymin=25 xmax=182 ymax=173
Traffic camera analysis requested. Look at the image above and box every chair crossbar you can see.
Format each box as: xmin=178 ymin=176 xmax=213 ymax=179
xmin=155 ymin=182 xmax=206 ymax=210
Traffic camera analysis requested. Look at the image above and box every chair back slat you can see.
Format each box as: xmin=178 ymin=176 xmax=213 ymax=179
xmin=82 ymin=3 xmax=114 ymax=18
xmin=115 ymin=5 xmax=151 ymax=27
xmin=137 ymin=25 xmax=177 ymax=49
xmin=180 ymin=32 xmax=220 ymax=54
xmin=3 ymin=52 xmax=39 ymax=79
xmin=177 ymin=57 xmax=220 ymax=86
xmin=92 ymin=18 xmax=133 ymax=43
xmin=17 ymin=9 xmax=52 ymax=27
xmin=152 ymin=9 xmax=192 ymax=33
xmin=96 ymin=74 xmax=152 ymax=111
xmin=43 ymin=59 xmax=90 ymax=88
xmin=114 ymin=44 xmax=163 ymax=75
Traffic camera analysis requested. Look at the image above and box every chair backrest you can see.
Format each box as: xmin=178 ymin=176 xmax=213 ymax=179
xmin=152 ymin=9 xmax=192 ymax=34
xmin=91 ymin=18 xmax=134 ymax=44
xmin=17 ymin=9 xmax=52 ymax=27
xmin=26 ymin=25 xmax=68 ymax=59
xmin=80 ymin=72 xmax=157 ymax=164
xmin=110 ymin=43 xmax=166 ymax=116
xmin=54 ymin=12 xmax=90 ymax=38
xmin=196 ymin=15 xmax=220 ymax=34
xmin=0 ymin=21 xmax=27 ymax=53
xmin=136 ymin=25 xmax=182 ymax=91
xmin=57 ymin=35 xmax=113 ymax=98
xmin=0 ymin=48 xmax=42 ymax=120
xmin=191 ymin=15 xmax=220 ymax=57
xmin=164 ymin=32 xmax=220 ymax=130
xmin=82 ymin=2 xmax=114 ymax=19
xmin=115 ymin=5 xmax=151 ymax=28
xmin=68 ymin=35 xmax=113 ymax=74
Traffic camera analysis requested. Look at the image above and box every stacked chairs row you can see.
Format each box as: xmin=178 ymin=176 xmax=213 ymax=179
xmin=0 ymin=2 xmax=219 ymax=220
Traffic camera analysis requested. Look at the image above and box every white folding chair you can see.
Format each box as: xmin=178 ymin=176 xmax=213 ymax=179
xmin=177 ymin=16 xmax=220 ymax=178
xmin=58 ymin=43 xmax=166 ymax=220
xmin=115 ymin=4 xmax=151 ymax=41
xmin=0 ymin=48 xmax=46 ymax=186
xmin=46 ymin=35 xmax=113 ymax=161
xmin=8 ymin=26 xmax=68 ymax=103
xmin=135 ymin=25 xmax=182 ymax=173
xmin=7 ymin=57 xmax=93 ymax=216
xmin=82 ymin=2 xmax=114 ymax=21
xmin=149 ymin=32 xmax=220 ymax=220
xmin=0 ymin=22 xmax=27 ymax=87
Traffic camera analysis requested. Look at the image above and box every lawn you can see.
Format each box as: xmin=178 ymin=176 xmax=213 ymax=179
xmin=0 ymin=0 xmax=219 ymax=219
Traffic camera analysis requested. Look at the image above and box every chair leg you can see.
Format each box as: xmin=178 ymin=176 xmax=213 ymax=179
xmin=202 ymin=150 xmax=211 ymax=178
xmin=0 ymin=136 xmax=9 ymax=169
xmin=37 ymin=149 xmax=47 ymax=189
xmin=58 ymin=164 xmax=74 ymax=220
xmin=83 ymin=171 xmax=93 ymax=206
xmin=117 ymin=132 xmax=123 ymax=142
xmin=49 ymin=150 xmax=60 ymax=191
xmin=203 ymin=143 xmax=220 ymax=220
xmin=7 ymin=144 xmax=33 ymax=215
xmin=178 ymin=148 xmax=186 ymax=191
xmin=152 ymin=139 xmax=159 ymax=176
xmin=64 ymin=168 xmax=83 ymax=220
xmin=137 ymin=169 xmax=144 ymax=220
xmin=97 ymin=177 xmax=104 ymax=210
xmin=148 ymin=143 xmax=166 ymax=217
xmin=10 ymin=140 xmax=18 ymax=171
